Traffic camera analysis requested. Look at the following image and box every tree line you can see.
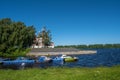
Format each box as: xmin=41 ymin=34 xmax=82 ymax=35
xmin=0 ymin=18 xmax=35 ymax=56
xmin=55 ymin=44 xmax=120 ymax=49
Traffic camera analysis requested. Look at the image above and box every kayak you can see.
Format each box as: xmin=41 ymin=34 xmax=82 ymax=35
xmin=61 ymin=55 xmax=78 ymax=62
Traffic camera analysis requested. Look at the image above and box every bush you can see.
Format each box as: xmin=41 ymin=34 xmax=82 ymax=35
xmin=0 ymin=48 xmax=31 ymax=58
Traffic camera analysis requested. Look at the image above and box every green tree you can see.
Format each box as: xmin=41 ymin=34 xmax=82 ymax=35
xmin=0 ymin=18 xmax=35 ymax=54
xmin=38 ymin=27 xmax=52 ymax=48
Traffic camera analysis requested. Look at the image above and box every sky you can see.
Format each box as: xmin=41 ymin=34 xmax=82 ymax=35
xmin=0 ymin=0 xmax=120 ymax=45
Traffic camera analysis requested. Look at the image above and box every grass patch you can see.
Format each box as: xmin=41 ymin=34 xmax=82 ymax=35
xmin=0 ymin=66 xmax=120 ymax=80
xmin=0 ymin=48 xmax=31 ymax=58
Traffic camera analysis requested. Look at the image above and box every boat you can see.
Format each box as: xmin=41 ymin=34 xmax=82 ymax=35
xmin=60 ymin=55 xmax=78 ymax=62
xmin=52 ymin=57 xmax=64 ymax=65
xmin=36 ymin=56 xmax=52 ymax=63
xmin=1 ymin=57 xmax=35 ymax=69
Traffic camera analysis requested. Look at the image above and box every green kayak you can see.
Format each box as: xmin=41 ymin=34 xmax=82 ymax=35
xmin=61 ymin=55 xmax=78 ymax=62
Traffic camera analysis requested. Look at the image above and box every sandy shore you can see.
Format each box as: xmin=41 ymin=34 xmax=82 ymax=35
xmin=27 ymin=50 xmax=97 ymax=56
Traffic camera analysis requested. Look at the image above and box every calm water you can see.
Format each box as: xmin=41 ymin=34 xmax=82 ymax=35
xmin=65 ymin=48 xmax=120 ymax=67
xmin=1 ymin=48 xmax=120 ymax=69
xmin=38 ymin=48 xmax=120 ymax=68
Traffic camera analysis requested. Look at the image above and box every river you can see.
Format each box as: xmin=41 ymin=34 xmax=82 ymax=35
xmin=1 ymin=48 xmax=120 ymax=69
xmin=65 ymin=48 xmax=120 ymax=67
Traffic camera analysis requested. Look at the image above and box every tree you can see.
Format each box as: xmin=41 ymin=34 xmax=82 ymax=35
xmin=0 ymin=18 xmax=35 ymax=54
xmin=38 ymin=27 xmax=52 ymax=48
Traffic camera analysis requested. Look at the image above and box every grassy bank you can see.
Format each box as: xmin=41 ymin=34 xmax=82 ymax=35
xmin=0 ymin=48 xmax=31 ymax=58
xmin=0 ymin=66 xmax=120 ymax=80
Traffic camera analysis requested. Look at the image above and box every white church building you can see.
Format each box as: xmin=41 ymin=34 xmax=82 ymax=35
xmin=31 ymin=37 xmax=54 ymax=48
xmin=31 ymin=27 xmax=54 ymax=48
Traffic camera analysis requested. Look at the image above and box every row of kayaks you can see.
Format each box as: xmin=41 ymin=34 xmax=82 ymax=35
xmin=0 ymin=55 xmax=78 ymax=69
xmin=36 ymin=54 xmax=78 ymax=63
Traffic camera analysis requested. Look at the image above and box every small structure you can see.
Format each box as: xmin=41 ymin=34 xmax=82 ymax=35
xmin=31 ymin=27 xmax=54 ymax=48
xmin=31 ymin=37 xmax=54 ymax=48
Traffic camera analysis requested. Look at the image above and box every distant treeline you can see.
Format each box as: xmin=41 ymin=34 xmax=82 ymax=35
xmin=55 ymin=44 xmax=120 ymax=49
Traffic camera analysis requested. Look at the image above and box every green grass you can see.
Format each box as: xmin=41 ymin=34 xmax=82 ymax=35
xmin=0 ymin=48 xmax=31 ymax=58
xmin=0 ymin=66 xmax=120 ymax=80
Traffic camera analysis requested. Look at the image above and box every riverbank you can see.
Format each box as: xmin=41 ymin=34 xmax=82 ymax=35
xmin=27 ymin=48 xmax=96 ymax=56
xmin=0 ymin=65 xmax=120 ymax=80
xmin=27 ymin=50 xmax=97 ymax=56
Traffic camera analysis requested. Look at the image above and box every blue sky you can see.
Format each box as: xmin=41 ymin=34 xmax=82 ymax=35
xmin=0 ymin=0 xmax=120 ymax=45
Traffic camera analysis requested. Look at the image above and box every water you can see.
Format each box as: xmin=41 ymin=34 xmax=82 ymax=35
xmin=1 ymin=48 xmax=120 ymax=69
xmin=67 ymin=48 xmax=120 ymax=67
xmin=33 ymin=48 xmax=120 ymax=68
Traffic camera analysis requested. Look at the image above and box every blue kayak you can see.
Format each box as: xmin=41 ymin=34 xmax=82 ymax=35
xmin=1 ymin=57 xmax=35 ymax=69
